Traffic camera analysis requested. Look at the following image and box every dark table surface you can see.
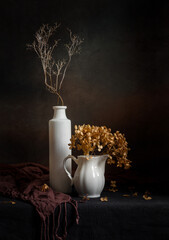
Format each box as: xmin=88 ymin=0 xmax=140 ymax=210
xmin=0 ymin=191 xmax=169 ymax=240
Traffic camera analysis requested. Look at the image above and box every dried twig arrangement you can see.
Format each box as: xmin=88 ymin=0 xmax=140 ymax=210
xmin=27 ymin=23 xmax=83 ymax=105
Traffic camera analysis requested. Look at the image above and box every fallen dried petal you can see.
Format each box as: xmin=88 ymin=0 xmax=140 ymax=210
xmin=41 ymin=183 xmax=49 ymax=192
xmin=143 ymin=191 xmax=152 ymax=200
xmin=143 ymin=195 xmax=152 ymax=200
xmin=123 ymin=194 xmax=130 ymax=197
xmin=132 ymin=192 xmax=138 ymax=197
xmin=0 ymin=201 xmax=16 ymax=204
xmin=109 ymin=188 xmax=118 ymax=192
xmin=82 ymin=195 xmax=90 ymax=201
xmin=110 ymin=180 xmax=117 ymax=188
xmin=100 ymin=196 xmax=108 ymax=202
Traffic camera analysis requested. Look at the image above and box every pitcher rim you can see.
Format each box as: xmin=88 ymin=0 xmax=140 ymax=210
xmin=77 ymin=154 xmax=109 ymax=158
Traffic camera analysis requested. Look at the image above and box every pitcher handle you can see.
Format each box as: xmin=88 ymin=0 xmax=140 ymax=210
xmin=63 ymin=155 xmax=78 ymax=183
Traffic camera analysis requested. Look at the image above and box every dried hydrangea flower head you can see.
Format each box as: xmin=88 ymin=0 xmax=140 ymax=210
xmin=69 ymin=124 xmax=131 ymax=169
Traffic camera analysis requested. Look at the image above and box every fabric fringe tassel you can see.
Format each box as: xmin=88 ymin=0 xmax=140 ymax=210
xmin=40 ymin=198 xmax=79 ymax=240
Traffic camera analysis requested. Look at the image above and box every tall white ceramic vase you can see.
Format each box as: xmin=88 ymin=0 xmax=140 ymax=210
xmin=49 ymin=106 xmax=72 ymax=193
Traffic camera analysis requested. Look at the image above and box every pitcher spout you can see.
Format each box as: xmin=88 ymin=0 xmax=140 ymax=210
xmin=97 ymin=154 xmax=109 ymax=170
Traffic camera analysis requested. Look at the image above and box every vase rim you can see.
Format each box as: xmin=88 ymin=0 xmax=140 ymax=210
xmin=53 ymin=106 xmax=67 ymax=109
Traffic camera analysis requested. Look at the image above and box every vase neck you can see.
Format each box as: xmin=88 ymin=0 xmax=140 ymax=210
xmin=53 ymin=106 xmax=67 ymax=119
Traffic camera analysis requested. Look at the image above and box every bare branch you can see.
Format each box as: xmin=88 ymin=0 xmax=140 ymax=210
xmin=59 ymin=29 xmax=83 ymax=90
xmin=65 ymin=29 xmax=84 ymax=56
xmin=27 ymin=23 xmax=83 ymax=105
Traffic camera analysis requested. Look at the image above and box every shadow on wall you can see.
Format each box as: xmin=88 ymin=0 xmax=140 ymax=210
xmin=0 ymin=129 xmax=48 ymax=165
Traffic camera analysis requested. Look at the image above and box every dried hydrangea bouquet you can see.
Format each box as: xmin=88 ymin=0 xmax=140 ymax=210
xmin=28 ymin=23 xmax=83 ymax=193
xmin=64 ymin=124 xmax=131 ymax=198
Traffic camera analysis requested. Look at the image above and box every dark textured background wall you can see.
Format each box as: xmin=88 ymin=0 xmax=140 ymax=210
xmin=1 ymin=0 xmax=169 ymax=190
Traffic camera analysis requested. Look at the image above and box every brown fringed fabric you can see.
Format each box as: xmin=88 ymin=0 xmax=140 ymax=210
xmin=0 ymin=162 xmax=79 ymax=240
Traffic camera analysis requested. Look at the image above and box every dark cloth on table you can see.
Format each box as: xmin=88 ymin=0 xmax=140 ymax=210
xmin=0 ymin=162 xmax=79 ymax=240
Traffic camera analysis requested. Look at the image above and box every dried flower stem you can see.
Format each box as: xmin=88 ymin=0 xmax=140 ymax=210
xmin=27 ymin=23 xmax=83 ymax=105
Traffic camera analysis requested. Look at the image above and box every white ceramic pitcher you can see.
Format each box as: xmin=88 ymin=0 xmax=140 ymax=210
xmin=63 ymin=155 xmax=108 ymax=198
